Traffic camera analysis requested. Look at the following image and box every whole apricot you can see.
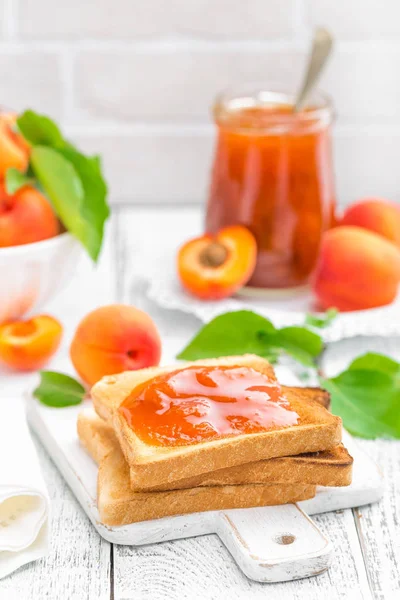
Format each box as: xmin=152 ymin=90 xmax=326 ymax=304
xmin=340 ymin=198 xmax=400 ymax=247
xmin=0 ymin=115 xmax=29 ymax=179
xmin=0 ymin=183 xmax=59 ymax=247
xmin=178 ymin=225 xmax=257 ymax=300
xmin=70 ymin=305 xmax=162 ymax=386
xmin=313 ymin=226 xmax=400 ymax=311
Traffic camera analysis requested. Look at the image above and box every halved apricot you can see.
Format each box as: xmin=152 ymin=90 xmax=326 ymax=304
xmin=177 ymin=225 xmax=257 ymax=300
xmin=0 ymin=315 xmax=63 ymax=371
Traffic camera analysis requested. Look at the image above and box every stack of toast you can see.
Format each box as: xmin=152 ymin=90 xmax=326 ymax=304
xmin=78 ymin=355 xmax=353 ymax=526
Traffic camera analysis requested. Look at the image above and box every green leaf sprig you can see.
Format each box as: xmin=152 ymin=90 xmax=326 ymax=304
xmin=5 ymin=110 xmax=109 ymax=261
xmin=305 ymin=307 xmax=338 ymax=329
xmin=177 ymin=310 xmax=323 ymax=367
xmin=33 ymin=371 xmax=85 ymax=408
xmin=320 ymin=353 xmax=400 ymax=439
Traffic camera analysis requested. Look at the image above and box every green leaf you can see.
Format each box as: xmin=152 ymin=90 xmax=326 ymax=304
xmin=88 ymin=154 xmax=103 ymax=176
xmin=348 ymin=352 xmax=400 ymax=378
xmin=16 ymin=110 xmax=110 ymax=261
xmin=320 ymin=354 xmax=400 ymax=439
xmin=30 ymin=146 xmax=105 ymax=261
xmin=17 ymin=110 xmax=64 ymax=148
xmin=177 ymin=310 xmax=323 ymax=368
xmin=305 ymin=308 xmax=338 ymax=329
xmin=177 ymin=311 xmax=278 ymax=362
xmin=278 ymin=326 xmax=323 ymax=367
xmin=58 ymin=146 xmax=109 ymax=260
xmin=33 ymin=371 xmax=85 ymax=408
xmin=5 ymin=168 xmax=36 ymax=194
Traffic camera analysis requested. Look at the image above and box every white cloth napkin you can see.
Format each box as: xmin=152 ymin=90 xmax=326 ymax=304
xmin=147 ymin=263 xmax=400 ymax=342
xmin=0 ymin=397 xmax=49 ymax=579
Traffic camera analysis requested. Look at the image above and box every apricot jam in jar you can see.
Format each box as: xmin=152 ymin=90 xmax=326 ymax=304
xmin=205 ymin=86 xmax=336 ymax=290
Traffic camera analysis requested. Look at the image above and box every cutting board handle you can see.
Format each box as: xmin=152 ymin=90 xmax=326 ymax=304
xmin=214 ymin=503 xmax=332 ymax=582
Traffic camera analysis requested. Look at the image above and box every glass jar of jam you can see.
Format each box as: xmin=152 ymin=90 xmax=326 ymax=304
xmin=205 ymin=85 xmax=336 ymax=290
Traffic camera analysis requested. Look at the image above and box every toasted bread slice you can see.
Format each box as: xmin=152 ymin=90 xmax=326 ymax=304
xmin=78 ymin=413 xmax=316 ymax=526
xmin=91 ymin=355 xmax=342 ymax=490
xmin=79 ymin=412 xmax=352 ymax=490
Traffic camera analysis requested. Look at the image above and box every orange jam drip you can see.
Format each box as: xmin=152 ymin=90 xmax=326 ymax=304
xmin=119 ymin=365 xmax=299 ymax=447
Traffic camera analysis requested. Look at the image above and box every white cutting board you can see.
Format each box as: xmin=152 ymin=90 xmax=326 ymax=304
xmin=27 ymin=397 xmax=383 ymax=584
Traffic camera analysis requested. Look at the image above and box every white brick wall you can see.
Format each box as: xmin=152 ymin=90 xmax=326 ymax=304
xmin=75 ymin=48 xmax=304 ymax=123
xmin=18 ymin=0 xmax=297 ymax=40
xmin=76 ymin=131 xmax=212 ymax=203
xmin=305 ymin=0 xmax=400 ymax=40
xmin=0 ymin=0 xmax=400 ymax=205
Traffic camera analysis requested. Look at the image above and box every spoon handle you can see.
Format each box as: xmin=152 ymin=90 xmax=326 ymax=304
xmin=294 ymin=28 xmax=333 ymax=113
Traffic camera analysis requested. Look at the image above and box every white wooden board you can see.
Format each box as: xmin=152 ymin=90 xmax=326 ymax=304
xmin=27 ymin=398 xmax=383 ymax=584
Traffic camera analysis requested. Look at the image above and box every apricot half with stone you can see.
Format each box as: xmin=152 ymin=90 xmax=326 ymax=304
xmin=177 ymin=225 xmax=257 ymax=300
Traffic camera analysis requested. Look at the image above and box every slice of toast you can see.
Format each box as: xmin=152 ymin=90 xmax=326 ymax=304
xmin=77 ymin=413 xmax=316 ymax=526
xmin=91 ymin=355 xmax=331 ymax=421
xmin=91 ymin=355 xmax=342 ymax=490
xmin=78 ymin=412 xmax=352 ymax=490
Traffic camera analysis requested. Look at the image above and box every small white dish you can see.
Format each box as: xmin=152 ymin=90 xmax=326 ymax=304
xmin=0 ymin=233 xmax=82 ymax=323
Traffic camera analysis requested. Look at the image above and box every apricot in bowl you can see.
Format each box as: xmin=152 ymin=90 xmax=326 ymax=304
xmin=0 ymin=182 xmax=59 ymax=248
xmin=0 ymin=112 xmax=29 ymax=180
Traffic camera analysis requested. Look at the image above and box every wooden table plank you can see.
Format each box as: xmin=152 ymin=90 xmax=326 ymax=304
xmin=355 ymin=440 xmax=400 ymax=600
xmin=323 ymin=337 xmax=400 ymax=599
xmin=0 ymin=439 xmax=111 ymax=600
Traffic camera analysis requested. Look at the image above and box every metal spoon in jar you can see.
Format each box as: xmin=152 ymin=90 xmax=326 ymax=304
xmin=294 ymin=28 xmax=334 ymax=113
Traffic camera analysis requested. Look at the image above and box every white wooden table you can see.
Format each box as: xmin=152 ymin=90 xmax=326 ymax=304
xmin=0 ymin=207 xmax=399 ymax=600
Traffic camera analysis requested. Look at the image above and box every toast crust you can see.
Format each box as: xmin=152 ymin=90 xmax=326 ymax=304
xmin=77 ymin=414 xmax=316 ymax=526
xmin=78 ymin=412 xmax=352 ymax=490
xmin=91 ymin=355 xmax=342 ymax=490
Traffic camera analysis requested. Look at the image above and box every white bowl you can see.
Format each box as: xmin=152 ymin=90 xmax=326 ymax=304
xmin=0 ymin=232 xmax=82 ymax=323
